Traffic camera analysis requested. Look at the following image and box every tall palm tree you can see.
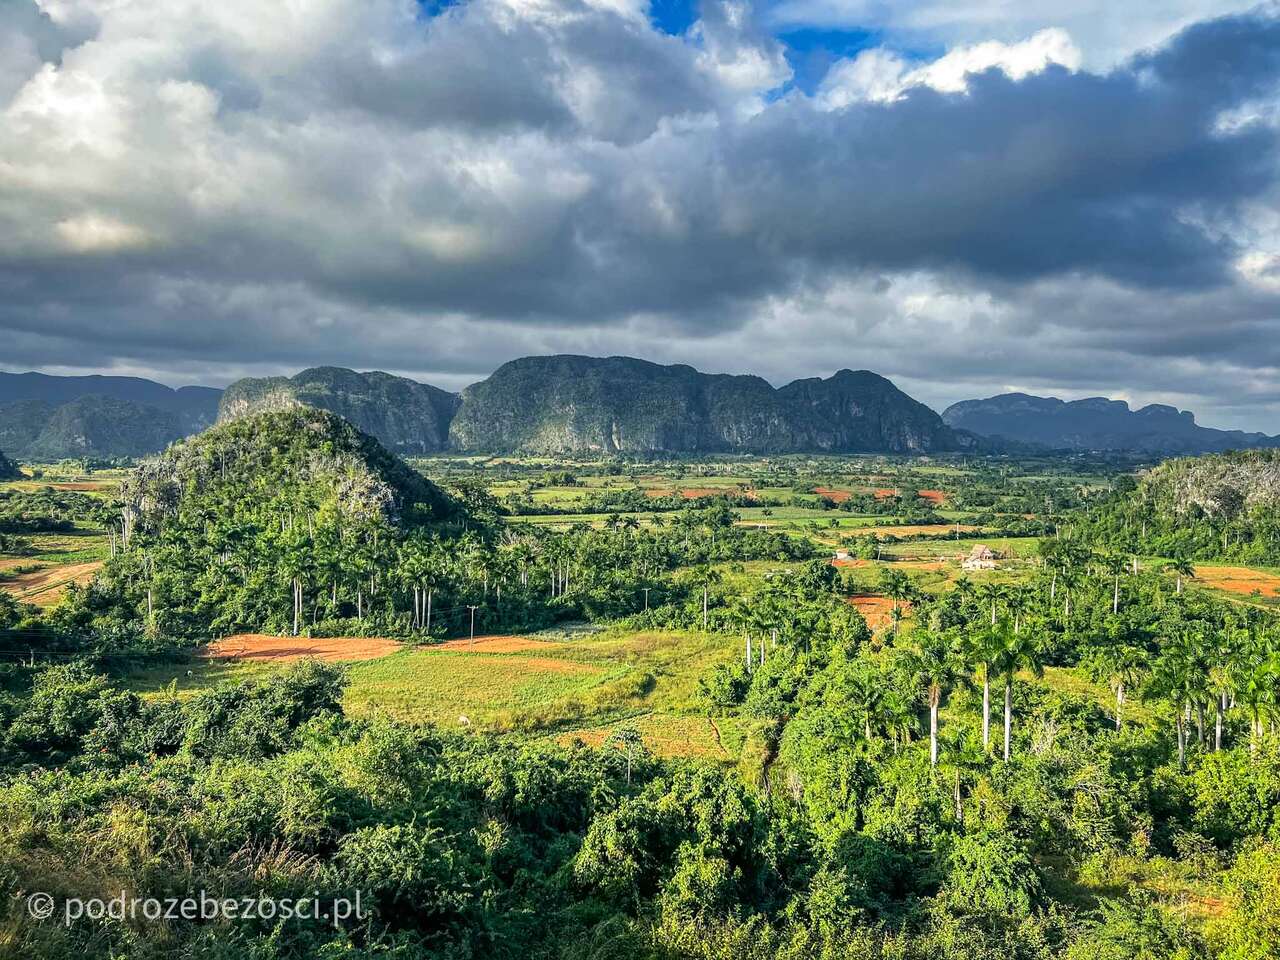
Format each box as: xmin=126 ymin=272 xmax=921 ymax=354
xmin=694 ymin=565 xmax=723 ymax=631
xmin=1165 ymin=556 xmax=1195 ymax=595
xmin=1102 ymin=552 xmax=1128 ymax=615
xmin=913 ymin=628 xmax=963 ymax=767
xmin=881 ymin=568 xmax=914 ymax=635
xmin=975 ymin=582 xmax=1007 ymax=627
xmin=1087 ymin=642 xmax=1146 ymax=732
xmin=995 ymin=624 xmax=1046 ymax=761
xmin=962 ymin=620 xmax=1008 ymax=751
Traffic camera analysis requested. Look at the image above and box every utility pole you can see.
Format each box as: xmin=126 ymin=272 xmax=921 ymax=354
xmin=467 ymin=605 xmax=479 ymax=648
xmin=642 ymin=587 xmax=650 ymax=611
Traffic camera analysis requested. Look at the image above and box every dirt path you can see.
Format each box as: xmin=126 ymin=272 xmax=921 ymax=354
xmin=708 ymin=717 xmax=726 ymax=756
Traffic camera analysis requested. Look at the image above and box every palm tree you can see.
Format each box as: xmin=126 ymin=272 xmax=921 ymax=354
xmin=1102 ymin=552 xmax=1128 ymax=615
xmin=1165 ymin=556 xmax=1195 ymax=595
xmin=1152 ymin=628 xmax=1210 ymax=766
xmin=881 ymin=568 xmax=914 ymax=634
xmin=995 ymin=624 xmax=1045 ymax=761
xmin=1005 ymin=584 xmax=1031 ymax=634
xmin=962 ymin=621 xmax=1009 ymax=752
xmin=1088 ymin=642 xmax=1146 ymax=731
xmin=913 ymin=628 xmax=963 ymax=767
xmin=693 ymin=565 xmax=723 ymax=631
xmin=975 ymin=582 xmax=1007 ymax=627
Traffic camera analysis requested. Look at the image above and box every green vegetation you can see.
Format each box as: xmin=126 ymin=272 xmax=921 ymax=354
xmin=448 ymin=355 xmax=970 ymax=454
xmin=1 ymin=416 xmax=1279 ymax=958
xmin=1077 ymin=449 xmax=1280 ymax=563
xmin=218 ymin=366 xmax=461 ymax=455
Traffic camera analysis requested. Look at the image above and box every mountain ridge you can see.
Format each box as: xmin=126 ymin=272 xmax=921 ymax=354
xmin=446 ymin=355 xmax=975 ymax=454
xmin=217 ymin=366 xmax=461 ymax=455
xmin=941 ymin=391 xmax=1278 ymax=455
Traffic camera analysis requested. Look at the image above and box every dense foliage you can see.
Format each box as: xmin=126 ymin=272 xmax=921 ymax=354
xmin=1076 ymin=450 xmax=1280 ymax=563
xmin=4 ymin=422 xmax=1280 ymax=958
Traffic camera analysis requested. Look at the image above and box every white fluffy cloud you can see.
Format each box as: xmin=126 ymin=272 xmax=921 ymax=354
xmin=2 ymin=0 xmax=1280 ymax=431
xmin=817 ymin=27 xmax=1080 ymax=108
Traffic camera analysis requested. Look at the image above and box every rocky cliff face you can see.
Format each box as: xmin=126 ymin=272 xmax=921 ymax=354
xmin=448 ymin=355 xmax=969 ymax=454
xmin=779 ymin=369 xmax=973 ymax=453
xmin=218 ymin=367 xmax=461 ymax=455
xmin=942 ymin=392 xmax=1276 ymax=454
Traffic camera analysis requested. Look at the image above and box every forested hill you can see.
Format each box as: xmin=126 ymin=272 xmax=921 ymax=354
xmin=90 ymin=407 xmax=464 ymax=638
xmin=448 ymin=355 xmax=975 ymax=454
xmin=1077 ymin=449 xmax=1280 ymax=562
xmin=942 ymin=392 xmax=1277 ymax=454
xmin=218 ymin=366 xmax=461 ymax=455
xmin=0 ymin=371 xmax=221 ymax=460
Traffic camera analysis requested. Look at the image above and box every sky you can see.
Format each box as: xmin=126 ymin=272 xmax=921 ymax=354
xmin=3 ymin=0 xmax=1280 ymax=430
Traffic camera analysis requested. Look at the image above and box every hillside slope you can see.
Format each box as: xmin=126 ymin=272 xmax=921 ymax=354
xmin=449 ymin=355 xmax=970 ymax=454
xmin=942 ymin=392 xmax=1275 ymax=454
xmin=219 ymin=367 xmax=461 ymax=455
xmin=123 ymin=407 xmax=458 ymax=538
xmin=0 ymin=396 xmax=189 ymax=460
xmin=0 ymin=371 xmax=220 ymax=433
xmin=1079 ymin=449 xmax=1280 ymax=563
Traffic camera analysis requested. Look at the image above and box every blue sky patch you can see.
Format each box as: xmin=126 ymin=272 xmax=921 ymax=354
xmin=650 ymin=0 xmax=699 ymax=36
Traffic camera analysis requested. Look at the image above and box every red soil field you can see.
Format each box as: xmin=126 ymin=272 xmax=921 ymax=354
xmin=917 ymin=489 xmax=946 ymax=504
xmin=847 ymin=595 xmax=908 ymax=631
xmin=813 ymin=487 xmax=851 ymax=502
xmin=202 ymin=634 xmax=402 ymax=663
xmin=1194 ymin=566 xmax=1280 ymax=598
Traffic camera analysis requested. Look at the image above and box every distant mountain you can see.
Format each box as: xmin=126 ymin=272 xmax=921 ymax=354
xmin=218 ymin=367 xmax=461 ymax=455
xmin=0 ymin=371 xmax=220 ymax=434
xmin=1 ymin=396 xmax=189 ymax=461
xmin=0 ymin=371 xmax=222 ymax=460
xmin=778 ymin=369 xmax=971 ymax=453
xmin=448 ymin=355 xmax=973 ymax=454
xmin=941 ymin=392 xmax=1278 ymax=455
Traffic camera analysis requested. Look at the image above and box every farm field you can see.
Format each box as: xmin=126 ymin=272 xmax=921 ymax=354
xmin=121 ymin=626 xmax=745 ymax=758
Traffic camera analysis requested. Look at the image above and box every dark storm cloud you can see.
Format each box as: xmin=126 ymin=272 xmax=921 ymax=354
xmin=3 ymin=1 xmax=1280 ymax=429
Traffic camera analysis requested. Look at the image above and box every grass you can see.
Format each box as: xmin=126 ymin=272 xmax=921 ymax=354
xmin=119 ymin=626 xmax=743 ymax=758
xmin=344 ymin=648 xmax=621 ymax=726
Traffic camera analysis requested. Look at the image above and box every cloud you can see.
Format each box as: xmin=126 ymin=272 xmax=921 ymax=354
xmin=1 ymin=1 xmax=1280 ymax=430
xmin=766 ymin=0 xmax=1263 ymax=69
xmin=817 ymin=28 xmax=1081 ymax=107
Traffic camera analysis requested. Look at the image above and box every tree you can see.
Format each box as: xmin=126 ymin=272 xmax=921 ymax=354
xmin=1165 ymin=556 xmax=1195 ymax=595
xmin=693 ymin=565 xmax=723 ymax=631
xmin=605 ymin=723 xmax=646 ymax=785
xmin=995 ymin=623 xmax=1046 ymax=761
xmin=881 ymin=568 xmax=914 ymax=635
xmin=1085 ymin=641 xmax=1146 ymax=732
xmin=912 ymin=628 xmax=962 ymax=767
xmin=962 ymin=620 xmax=1009 ymax=751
